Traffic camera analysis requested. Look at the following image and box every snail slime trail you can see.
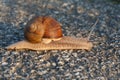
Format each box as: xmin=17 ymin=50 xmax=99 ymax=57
xmin=6 ymin=16 xmax=93 ymax=50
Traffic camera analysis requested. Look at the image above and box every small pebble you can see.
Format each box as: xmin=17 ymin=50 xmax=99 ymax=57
xmin=2 ymin=62 xmax=8 ymax=66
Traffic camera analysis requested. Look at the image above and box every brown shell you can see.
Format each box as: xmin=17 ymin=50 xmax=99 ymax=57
xmin=42 ymin=16 xmax=63 ymax=38
xmin=24 ymin=16 xmax=63 ymax=43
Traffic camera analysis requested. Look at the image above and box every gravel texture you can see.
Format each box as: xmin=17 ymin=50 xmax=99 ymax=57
xmin=0 ymin=0 xmax=120 ymax=80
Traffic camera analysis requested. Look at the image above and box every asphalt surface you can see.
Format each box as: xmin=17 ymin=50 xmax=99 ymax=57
xmin=0 ymin=0 xmax=120 ymax=79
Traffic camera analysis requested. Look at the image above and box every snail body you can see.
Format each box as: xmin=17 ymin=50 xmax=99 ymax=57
xmin=6 ymin=16 xmax=93 ymax=50
xmin=24 ymin=16 xmax=63 ymax=43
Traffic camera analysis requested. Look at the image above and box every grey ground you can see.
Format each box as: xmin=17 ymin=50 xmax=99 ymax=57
xmin=0 ymin=0 xmax=120 ymax=80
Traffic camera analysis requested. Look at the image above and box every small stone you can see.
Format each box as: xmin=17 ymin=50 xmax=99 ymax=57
xmin=58 ymin=61 xmax=64 ymax=65
xmin=77 ymin=6 xmax=85 ymax=13
xmin=45 ymin=62 xmax=51 ymax=67
xmin=10 ymin=67 xmax=16 ymax=73
xmin=50 ymin=76 xmax=56 ymax=80
xmin=70 ymin=62 xmax=75 ymax=67
xmin=2 ymin=62 xmax=8 ymax=66
xmin=75 ymin=72 xmax=79 ymax=75
xmin=87 ymin=9 xmax=99 ymax=17
xmin=62 ymin=3 xmax=69 ymax=7
xmin=52 ymin=62 xmax=56 ymax=66
xmin=72 ymin=53 xmax=78 ymax=57
xmin=65 ymin=58 xmax=70 ymax=61
xmin=31 ymin=70 xmax=35 ymax=73
xmin=65 ymin=73 xmax=72 ymax=77
xmin=12 ymin=51 xmax=19 ymax=55
xmin=41 ymin=70 xmax=47 ymax=75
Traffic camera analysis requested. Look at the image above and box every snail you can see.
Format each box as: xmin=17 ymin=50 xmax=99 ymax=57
xmin=6 ymin=16 xmax=98 ymax=50
xmin=24 ymin=16 xmax=63 ymax=44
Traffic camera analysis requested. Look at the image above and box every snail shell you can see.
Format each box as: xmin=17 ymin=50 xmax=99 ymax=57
xmin=24 ymin=16 xmax=63 ymax=43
